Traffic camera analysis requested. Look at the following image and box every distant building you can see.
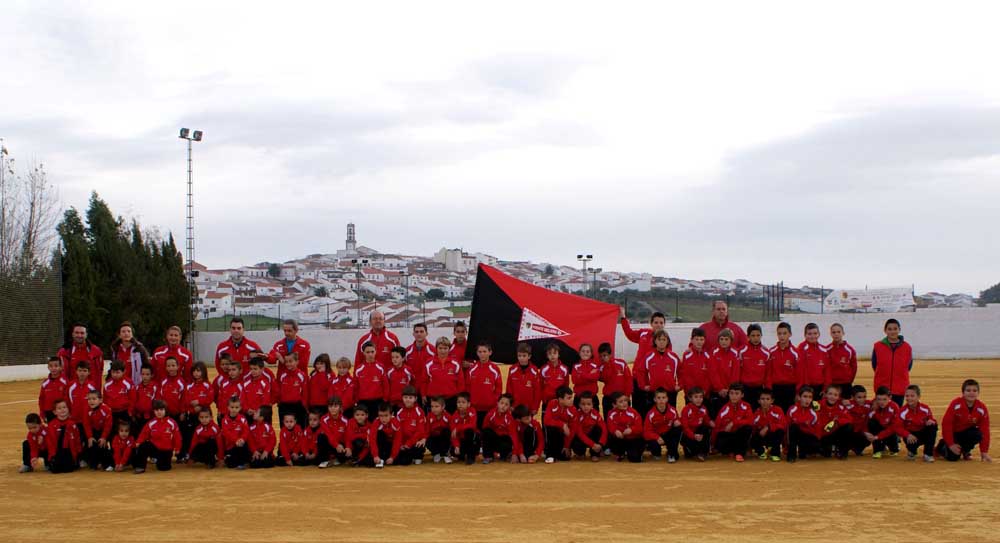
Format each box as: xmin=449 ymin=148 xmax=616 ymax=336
xmin=434 ymin=247 xmax=496 ymax=273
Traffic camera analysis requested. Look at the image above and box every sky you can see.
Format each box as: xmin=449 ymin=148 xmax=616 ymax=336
xmin=2 ymin=1 xmax=999 ymax=294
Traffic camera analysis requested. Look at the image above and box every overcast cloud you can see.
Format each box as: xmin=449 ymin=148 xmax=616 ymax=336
xmin=2 ymin=1 xmax=998 ymax=293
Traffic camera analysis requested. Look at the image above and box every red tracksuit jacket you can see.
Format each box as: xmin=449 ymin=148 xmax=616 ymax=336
xmin=942 ymin=397 xmax=990 ymax=453
xmin=218 ymin=414 xmax=251 ymax=458
xmin=39 ymin=374 xmax=68 ymax=413
xmin=103 ymin=378 xmax=135 ymax=414
xmin=160 ymin=376 xmax=186 ymax=415
xmin=468 ymin=361 xmax=503 ymax=411
xmin=679 ymin=350 xmax=711 ymax=394
xmin=188 ymin=422 xmax=220 ymax=456
xmin=279 ymin=425 xmax=304 ymax=459
xmin=574 ymin=409 xmax=607 ymax=447
xmin=753 ymin=405 xmax=788 ymax=433
xmin=345 ymin=419 xmax=372 ymax=460
xmin=826 ymin=340 xmax=857 ymax=385
xmin=450 ymin=410 xmax=478 ymax=448
xmin=544 ymin=400 xmax=577 ymax=449
xmin=268 ymin=336 xmax=311 ymax=375
xmin=308 ymin=370 xmax=332 ymax=409
xmin=897 ymin=402 xmax=936 ymax=439
xmin=386 ymin=366 xmax=417 ymax=407
xmin=846 ymin=400 xmax=872 ymax=433
xmin=112 ymin=434 xmax=135 ymax=466
xmin=183 ymin=379 xmax=213 ymax=415
xmin=506 ymin=364 xmax=541 ymax=413
xmin=620 ymin=318 xmax=655 ymax=369
xmin=137 ymin=417 xmax=181 ymax=452
xmin=514 ymin=419 xmax=545 ymax=457
xmin=571 ymin=359 xmax=603 ymax=396
xmin=67 ymin=380 xmax=96 ymax=422
xmin=714 ymin=401 xmax=754 ymax=431
xmin=58 ymin=343 xmax=104 ymax=389
xmin=423 ymin=357 xmax=465 ymax=399
xmin=133 ymin=381 xmax=160 ymax=419
xmin=302 ymin=423 xmax=330 ymax=456
xmin=275 ymin=369 xmax=309 ymax=407
xmin=787 ymin=404 xmax=821 ymax=437
xmin=709 ymin=348 xmax=741 ymax=394
xmin=483 ymin=408 xmax=517 ymax=437
xmin=638 ymin=350 xmax=680 ymax=392
xmin=767 ymin=343 xmax=800 ymax=388
xmin=329 ymin=374 xmax=357 ymax=410
xmin=680 ymin=403 xmax=711 ymax=439
xmin=46 ymin=417 xmax=82 ymax=461
xmin=371 ymin=418 xmax=403 ymax=460
xmin=321 ymin=414 xmax=349 ymax=448
xmin=600 ymin=358 xmax=633 ymax=397
xmin=213 ymin=375 xmax=244 ymax=412
xmin=354 ymin=328 xmax=401 ymax=369
xmin=738 ymin=344 xmax=770 ymax=388
xmin=868 ymin=402 xmax=901 ymax=439
xmin=396 ymin=406 xmax=428 ymax=447
xmin=214 ymin=336 xmax=262 ymax=375
xmin=355 ymin=362 xmax=388 ymax=402
xmin=405 ymin=341 xmax=435 ymax=377
xmin=816 ymin=401 xmax=852 ymax=436
xmin=427 ymin=411 xmax=451 ymax=439
xmin=797 ymin=341 xmax=831 ymax=388
xmin=606 ymin=407 xmax=643 ymax=439
xmin=151 ymin=344 xmax=193 ymax=381
xmin=241 ymin=375 xmax=273 ymax=413
xmin=249 ymin=422 xmax=277 ymax=455
xmin=643 ymin=405 xmax=680 ymax=441
xmin=539 ymin=362 xmax=569 ymax=402
xmin=84 ymin=404 xmax=113 ymax=441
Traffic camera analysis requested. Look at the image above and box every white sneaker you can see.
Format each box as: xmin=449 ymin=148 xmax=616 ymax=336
xmin=667 ymin=456 xmax=677 ymax=464
xmin=332 ymin=459 xmax=341 ymax=466
xmin=924 ymin=454 xmax=935 ymax=463
xmin=105 ymin=466 xmax=114 ymax=472
xmin=906 ymin=452 xmax=917 ymax=460
xmin=79 ymin=460 xmax=89 ymax=469
xmin=603 ymin=448 xmax=612 ymax=456
xmin=375 ymin=460 xmax=385 ymax=469
xmin=443 ymin=456 xmax=453 ymax=464
xmin=433 ymin=454 xmax=442 ymax=463
xmin=318 ymin=461 xmax=330 ymax=469
xmin=413 ymin=459 xmax=422 ymax=465
xmin=544 ymin=457 xmax=555 ymax=464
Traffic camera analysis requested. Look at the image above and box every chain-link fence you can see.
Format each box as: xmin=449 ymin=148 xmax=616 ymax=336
xmin=0 ymin=258 xmax=62 ymax=366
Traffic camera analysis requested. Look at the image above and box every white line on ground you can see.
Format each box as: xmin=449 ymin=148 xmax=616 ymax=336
xmin=0 ymin=399 xmax=34 ymax=406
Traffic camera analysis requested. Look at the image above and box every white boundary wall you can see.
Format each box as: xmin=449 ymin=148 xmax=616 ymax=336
xmin=2 ymin=306 xmax=998 ymax=383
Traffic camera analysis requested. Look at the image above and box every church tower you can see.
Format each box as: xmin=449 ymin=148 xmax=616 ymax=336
xmin=346 ymin=222 xmax=357 ymax=254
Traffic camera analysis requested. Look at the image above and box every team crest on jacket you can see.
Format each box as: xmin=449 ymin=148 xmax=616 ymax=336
xmin=518 ymin=307 xmax=569 ymax=341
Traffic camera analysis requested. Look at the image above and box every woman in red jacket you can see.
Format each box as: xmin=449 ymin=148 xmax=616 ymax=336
xmin=870 ymin=319 xmax=912 ymax=406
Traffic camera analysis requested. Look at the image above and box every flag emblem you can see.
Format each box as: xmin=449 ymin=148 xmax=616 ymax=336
xmin=518 ymin=307 xmax=569 ymax=341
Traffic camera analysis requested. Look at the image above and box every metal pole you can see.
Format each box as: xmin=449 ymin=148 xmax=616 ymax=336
xmin=820 ymin=285 xmax=824 ymax=314
xmin=185 ymin=138 xmax=197 ymax=356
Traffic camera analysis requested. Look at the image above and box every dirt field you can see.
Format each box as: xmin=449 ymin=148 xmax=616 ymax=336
xmin=2 ymin=360 xmax=998 ymax=542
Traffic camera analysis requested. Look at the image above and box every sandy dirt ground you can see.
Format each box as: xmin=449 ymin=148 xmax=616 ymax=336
xmin=2 ymin=360 xmax=998 ymax=542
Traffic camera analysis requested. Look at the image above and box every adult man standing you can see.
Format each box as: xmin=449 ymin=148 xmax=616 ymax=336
xmin=700 ymin=301 xmax=748 ymax=353
xmin=57 ymin=323 xmax=105 ymax=389
xmin=214 ymin=317 xmax=262 ymax=375
xmin=354 ymin=310 xmax=400 ymax=369
xmin=268 ymin=319 xmax=311 ymax=375
xmin=405 ymin=322 xmax=435 ymax=374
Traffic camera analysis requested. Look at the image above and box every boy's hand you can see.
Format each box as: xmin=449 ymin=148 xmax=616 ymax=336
xmin=949 ymin=444 xmax=963 ymax=456
xmin=527 ymin=455 xmax=539 ymax=463
xmin=615 ymin=431 xmax=624 ymax=439
xmin=673 ymin=420 xmax=681 ymax=427
xmin=619 ymin=306 xmax=626 ymax=319
xmin=336 ymin=445 xmax=345 ymax=453
xmin=982 ymin=453 xmax=993 ymax=463
xmin=519 ymin=454 xmax=528 ymax=463
xmin=906 ymin=435 xmax=918 ymax=445
xmin=623 ymin=428 xmax=632 ymax=436
xmin=864 ymin=432 xmax=875 ymax=442
xmin=88 ymin=438 xmax=96 ymax=447
xmin=724 ymin=423 xmax=733 ymax=432
xmin=236 ymin=439 xmax=245 ymax=447
xmin=510 ymin=455 xmax=519 ymax=464
xmin=926 ymin=419 xmax=936 ymax=426
xmin=759 ymin=427 xmax=768 ymax=436
xmin=708 ymin=421 xmax=716 ymax=428
xmin=344 ymin=449 xmax=352 ymax=457
xmin=373 ymin=456 xmax=382 ymax=464
xmin=386 ymin=458 xmax=394 ymax=465
xmin=563 ymin=424 xmax=571 ymax=436
xmin=591 ymin=444 xmax=602 ymax=454
xmin=454 ymin=447 xmax=461 ymax=456
xmin=98 ymin=438 xmax=107 ymax=448
xmin=415 ymin=439 xmax=426 ymax=448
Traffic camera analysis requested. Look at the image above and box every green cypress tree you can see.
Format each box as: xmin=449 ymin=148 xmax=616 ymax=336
xmin=57 ymin=208 xmax=97 ymax=337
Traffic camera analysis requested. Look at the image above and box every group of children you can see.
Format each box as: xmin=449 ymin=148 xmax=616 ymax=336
xmin=20 ymin=320 xmax=992 ymax=474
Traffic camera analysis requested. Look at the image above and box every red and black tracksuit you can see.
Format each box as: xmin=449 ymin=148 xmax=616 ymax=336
xmin=38 ymin=374 xmax=68 ymax=421
xmin=797 ymin=341 xmax=832 ymax=395
xmin=738 ymin=343 xmax=770 ymax=409
xmin=543 ymin=399 xmax=576 ymax=460
xmin=572 ymin=409 xmax=607 ymax=458
xmin=678 ymin=350 xmax=711 ymax=402
xmin=136 ymin=416 xmax=181 ymax=471
xmin=767 ymin=343 xmax=800 ymax=411
xmin=845 ymin=399 xmax=873 ymax=455
xmin=898 ymin=402 xmax=937 ymax=456
xmin=83 ymin=404 xmax=114 ymax=468
xmin=354 ymin=362 xmax=388 ymax=418
xmin=506 ymin=363 xmax=542 ymax=415
xmin=827 ymin=340 xmax=857 ymax=398
xmin=643 ymin=404 xmax=680 ymax=458
xmin=275 ymin=369 xmax=309 ymax=428
xmin=599 ymin=358 xmax=633 ymax=415
xmin=680 ymin=403 xmax=712 ymax=458
xmin=751 ymin=405 xmax=787 ymax=457
xmin=188 ymin=422 xmax=220 ymax=466
xmin=868 ymin=401 xmax=902 ymax=455
xmin=786 ymin=404 xmax=820 ymax=460
xmin=937 ymin=397 xmax=990 ymax=461
xmin=481 ymin=408 xmax=516 ymax=460
xmin=468 ymin=362 xmax=503 ymax=427
xmin=345 ymin=419 xmax=372 ymax=465
xmin=277 ymin=424 xmax=305 ymax=466
xmin=571 ymin=359 xmax=603 ymax=412
xmin=218 ymin=413 xmax=251 ymax=468
xmin=606 ymin=406 xmax=644 ymax=462
xmin=713 ymin=400 xmax=754 ymax=456
xmin=708 ymin=348 xmax=741 ymax=418
xmin=515 ymin=418 xmax=545 ymax=459
xmin=426 ymin=411 xmax=452 ymax=457
xmin=423 ymin=357 xmax=465 ymax=413
xmin=329 ymin=374 xmax=357 ymax=413
xmin=395 ymin=405 xmax=428 ymax=465
xmin=637 ymin=350 xmax=680 ymax=410
xmin=450 ymin=410 xmax=480 ymax=464
xmin=370 ymin=418 xmax=403 ymax=464
xmin=816 ymin=400 xmax=853 ymax=459
xmin=249 ymin=422 xmax=277 ymax=468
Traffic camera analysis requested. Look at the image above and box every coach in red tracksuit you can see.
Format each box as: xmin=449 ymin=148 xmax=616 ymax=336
xmin=871 ymin=319 xmax=912 ymax=406
xmin=214 ymin=318 xmax=262 ymax=375
xmin=699 ymin=301 xmax=748 ymax=352
xmin=268 ymin=320 xmax=311 ymax=375
xmin=58 ymin=324 xmax=105 ymax=389
xmin=354 ymin=311 xmax=401 ymax=369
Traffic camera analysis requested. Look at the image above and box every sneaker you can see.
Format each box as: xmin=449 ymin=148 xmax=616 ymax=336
xmin=318 ymin=461 xmax=330 ymax=469
xmin=770 ymin=455 xmax=781 ymax=462
xmin=544 ymin=457 xmax=555 ymax=464
xmin=134 ymin=467 xmax=146 ymax=474
xmin=591 ymin=455 xmax=601 ymax=462
xmin=433 ymin=454 xmax=442 ymax=464
xmin=18 ymin=465 xmax=31 ymax=473
xmin=906 ymin=452 xmax=917 ymax=460
xmin=872 ymin=451 xmax=883 ymax=459
xmin=923 ymin=454 xmax=935 ymax=463
xmin=888 ymin=450 xmax=899 ymax=457
xmin=667 ymin=456 xmax=677 ymax=464
xmin=603 ymin=448 xmax=612 ymax=456
xmin=79 ymin=460 xmax=89 ymax=469
xmin=413 ymin=459 xmax=422 ymax=465
xmin=332 ymin=459 xmax=341 ymax=466
xmin=696 ymin=455 xmax=706 ymax=462
xmin=963 ymin=453 xmax=973 ymax=461
xmin=482 ymin=458 xmax=491 ymax=465
xmin=734 ymin=454 xmax=745 ymax=463
xmin=375 ymin=459 xmax=385 ymax=469
xmin=237 ymin=464 xmax=248 ymax=470
xmin=105 ymin=466 xmax=114 ymax=472
xmin=443 ymin=456 xmax=453 ymax=464
xmin=758 ymin=452 xmax=768 ymax=460
xmin=465 ymin=457 xmax=475 ymax=465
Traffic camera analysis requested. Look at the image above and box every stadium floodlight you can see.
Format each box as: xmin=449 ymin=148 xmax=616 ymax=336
xmin=577 ymin=254 xmax=593 ymax=296
xmin=352 ymin=258 xmax=370 ymax=328
xmin=179 ymin=128 xmax=190 ymax=139
xmin=179 ymin=128 xmax=204 ymax=353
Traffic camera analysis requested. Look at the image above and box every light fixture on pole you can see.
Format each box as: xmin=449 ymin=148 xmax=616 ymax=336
xmin=400 ymin=270 xmax=411 ymax=327
xmin=590 ymin=267 xmax=602 ymax=297
xmin=576 ymin=254 xmax=592 ymax=296
xmin=351 ymin=258 xmax=369 ymax=328
xmin=179 ymin=128 xmax=203 ymax=355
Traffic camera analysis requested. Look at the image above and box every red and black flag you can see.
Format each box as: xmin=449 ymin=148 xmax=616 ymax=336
xmin=466 ymin=264 xmax=619 ymax=365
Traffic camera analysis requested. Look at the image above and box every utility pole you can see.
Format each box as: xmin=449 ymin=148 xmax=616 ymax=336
xmin=178 ymin=128 xmax=203 ymax=355
xmin=577 ymin=254 xmax=592 ymax=297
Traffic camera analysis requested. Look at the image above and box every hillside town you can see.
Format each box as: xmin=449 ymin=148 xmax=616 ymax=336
xmin=191 ymin=223 xmax=977 ymax=329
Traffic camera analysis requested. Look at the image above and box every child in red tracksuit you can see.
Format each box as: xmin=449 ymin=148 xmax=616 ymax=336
xmin=827 ymin=323 xmax=857 ymax=399
xmin=218 ymin=396 xmax=251 ymax=469
xmin=845 ymin=385 xmax=872 ymax=456
xmin=395 ymin=387 xmax=428 ymax=465
xmin=134 ymin=400 xmax=181 ymax=473
xmin=426 ymin=396 xmax=453 ymax=463
xmin=249 ymin=405 xmax=277 ymax=469
xmin=160 ymin=357 xmax=186 ymax=422
xmin=302 ymin=411 xmax=334 ymax=467
xmin=467 ymin=342 xmax=503 ymax=428
xmin=507 ymin=343 xmax=542 ymax=416
xmin=637 ymin=331 xmax=680 ymax=410
xmin=798 ymin=323 xmax=832 ymax=395
xmin=307 ymin=354 xmax=331 ymax=413
xmin=242 ymin=358 xmax=274 ymax=419
xmin=606 ymin=392 xmax=644 ymax=463
xmin=46 ymin=399 xmax=82 ymax=474
xmin=786 ymin=387 xmax=821 ymax=462
xmin=643 ymin=388 xmax=681 ymax=462
xmin=330 ymin=357 xmax=358 ymax=416
xmin=571 ymin=344 xmax=602 ymax=411
xmin=423 ymin=338 xmax=465 ymax=414
xmin=277 ymin=413 xmax=305 ymax=466
xmin=322 ymin=397 xmax=350 ymax=465
xmin=111 ymin=421 xmax=135 ymax=472
xmin=345 ymin=406 xmax=373 ymax=466
xmin=103 ymin=361 xmax=135 ymax=429
xmin=539 ymin=343 xmax=569 ymax=407
xmin=185 ymin=408 xmax=219 ymax=468
xmin=708 ymin=329 xmax=741 ymax=419
xmin=38 ymin=357 xmax=67 ymax=421
xmin=936 ymin=379 xmax=991 ymax=462
xmin=738 ymin=324 xmax=770 ymax=409
xmin=713 ymin=383 xmax=754 ymax=462
xmin=680 ymin=387 xmax=713 ymax=461
xmin=132 ymin=365 xmax=159 ymax=437
xmin=386 ymin=348 xmax=417 ymax=409
xmin=20 ymin=413 xmax=47 ymax=473
xmin=355 ymin=344 xmax=388 ymax=419
xmin=371 ymin=403 xmax=403 ymax=468
xmin=679 ymin=330 xmax=711 ymax=406
xmin=767 ymin=323 xmax=799 ymax=411
xmin=450 ymin=393 xmax=480 ymax=464
xmin=816 ymin=385 xmax=852 ymax=459
xmin=481 ymin=394 xmax=517 ymax=463
xmin=512 ymin=404 xmax=544 ymax=464
xmin=865 ymin=386 xmax=901 ymax=458
xmin=751 ymin=389 xmax=787 ymax=461
xmin=898 ymin=384 xmax=937 ymax=462
xmin=83 ymin=390 xmax=113 ymax=470
xmin=598 ymin=342 xmax=632 ymax=416
xmin=572 ymin=392 xmax=607 ymax=462
xmin=275 ymin=356 xmax=309 ymax=430
xmin=543 ymin=386 xmax=576 ymax=462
